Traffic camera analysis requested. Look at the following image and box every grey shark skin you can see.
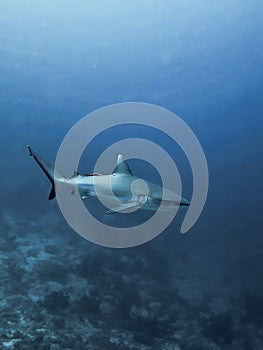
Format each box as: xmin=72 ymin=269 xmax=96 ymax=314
xmin=27 ymin=146 xmax=190 ymax=213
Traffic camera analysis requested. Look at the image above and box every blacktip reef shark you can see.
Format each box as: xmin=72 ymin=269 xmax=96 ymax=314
xmin=27 ymin=146 xmax=190 ymax=213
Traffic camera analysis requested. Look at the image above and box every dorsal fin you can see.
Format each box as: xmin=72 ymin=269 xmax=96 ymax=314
xmin=113 ymin=154 xmax=132 ymax=175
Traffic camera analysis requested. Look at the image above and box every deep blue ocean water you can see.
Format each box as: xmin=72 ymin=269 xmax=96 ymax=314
xmin=0 ymin=1 xmax=263 ymax=349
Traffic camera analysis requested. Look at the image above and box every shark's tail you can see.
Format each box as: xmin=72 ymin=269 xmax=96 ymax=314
xmin=27 ymin=145 xmax=56 ymax=200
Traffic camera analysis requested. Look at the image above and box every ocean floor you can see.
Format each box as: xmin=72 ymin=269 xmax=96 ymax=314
xmin=0 ymin=210 xmax=262 ymax=350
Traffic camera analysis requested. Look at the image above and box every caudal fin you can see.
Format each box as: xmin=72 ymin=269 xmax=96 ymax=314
xmin=27 ymin=145 xmax=56 ymax=200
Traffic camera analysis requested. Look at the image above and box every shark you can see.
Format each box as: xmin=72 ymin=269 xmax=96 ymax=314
xmin=27 ymin=145 xmax=190 ymax=214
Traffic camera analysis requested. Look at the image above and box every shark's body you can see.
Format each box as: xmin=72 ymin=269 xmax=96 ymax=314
xmin=27 ymin=146 xmax=190 ymax=213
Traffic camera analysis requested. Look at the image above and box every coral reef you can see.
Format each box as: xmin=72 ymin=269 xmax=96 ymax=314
xmin=0 ymin=212 xmax=262 ymax=349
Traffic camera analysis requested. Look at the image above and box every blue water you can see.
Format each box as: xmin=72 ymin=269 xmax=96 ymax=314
xmin=0 ymin=1 xmax=263 ymax=349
